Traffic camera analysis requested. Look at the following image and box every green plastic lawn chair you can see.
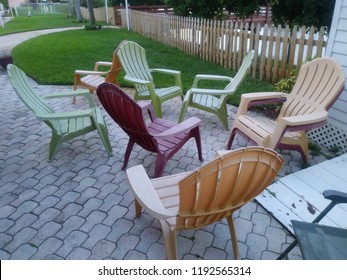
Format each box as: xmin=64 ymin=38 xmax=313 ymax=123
xmin=178 ymin=50 xmax=254 ymax=130
xmin=7 ymin=64 xmax=113 ymax=160
xmin=116 ymin=40 xmax=184 ymax=118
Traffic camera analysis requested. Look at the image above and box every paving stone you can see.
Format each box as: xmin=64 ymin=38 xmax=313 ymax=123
xmin=111 ymin=234 xmax=140 ymax=260
xmin=265 ymin=226 xmax=287 ymax=253
xmin=54 ymin=191 xmax=81 ymax=210
xmin=190 ymin=230 xmax=214 ymax=258
xmin=251 ymin=212 xmax=271 ymax=235
xmin=98 ymin=193 xmax=123 ymax=212
xmin=123 ymin=250 xmax=147 ymax=260
xmin=0 ymin=205 xmax=16 ymax=219
xmin=31 ymin=237 xmax=63 ymax=259
xmin=245 ymin=233 xmax=268 ymax=260
xmin=80 ymin=210 xmax=107 ymax=232
xmin=106 ymin=219 xmax=134 ymax=243
xmin=82 ymin=224 xmax=112 ymax=250
xmin=77 ymin=197 xmax=103 ymax=218
xmin=102 ymin=205 xmax=128 ymax=226
xmin=55 ymin=230 xmax=89 ymax=258
xmin=89 ymin=240 xmax=117 ymax=260
xmin=4 ymin=227 xmax=38 ymax=253
xmin=31 ymin=208 xmax=61 ymax=230
xmin=32 ymin=195 xmax=60 ymax=215
xmin=0 ymin=250 xmax=11 ymax=259
xmin=0 ymin=232 xmax=12 ymax=249
xmin=9 ymin=201 xmax=39 ymax=220
xmin=204 ymin=246 xmax=227 ymax=260
xmin=55 ymin=216 xmax=85 ymax=239
xmin=11 ymin=243 xmax=38 ymax=260
xmin=66 ymin=247 xmax=92 ymax=260
xmin=30 ymin=221 xmax=62 ymax=246
xmin=7 ymin=213 xmax=38 ymax=235
xmin=136 ymin=227 xmax=162 ymax=253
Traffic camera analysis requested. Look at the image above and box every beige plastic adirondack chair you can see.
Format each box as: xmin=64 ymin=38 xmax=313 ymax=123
xmin=226 ymin=57 xmax=345 ymax=162
xmin=126 ymin=146 xmax=284 ymax=259
xmin=116 ymin=40 xmax=184 ymax=118
xmin=178 ymin=50 xmax=254 ymax=130
xmin=73 ymin=50 xmax=122 ymax=102
xmin=7 ymin=64 xmax=113 ymax=160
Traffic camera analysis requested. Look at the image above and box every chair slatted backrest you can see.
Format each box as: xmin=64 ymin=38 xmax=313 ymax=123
xmin=177 ymin=147 xmax=284 ymax=229
xmin=104 ymin=50 xmax=122 ymax=85
xmin=225 ymin=50 xmax=254 ymax=92
xmin=279 ymin=57 xmax=345 ymax=119
xmin=116 ymin=40 xmax=153 ymax=93
xmin=7 ymin=64 xmax=59 ymax=131
xmin=96 ymin=83 xmax=158 ymax=151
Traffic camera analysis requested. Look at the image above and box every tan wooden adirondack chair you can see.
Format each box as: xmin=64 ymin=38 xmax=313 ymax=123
xmin=116 ymin=40 xmax=184 ymax=118
xmin=178 ymin=50 xmax=254 ymax=130
xmin=73 ymin=50 xmax=122 ymax=102
xmin=226 ymin=57 xmax=345 ymax=162
xmin=8 ymin=64 xmax=113 ymax=160
xmin=126 ymin=146 xmax=284 ymax=259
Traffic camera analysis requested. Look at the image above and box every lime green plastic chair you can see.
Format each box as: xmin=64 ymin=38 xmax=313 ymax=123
xmin=178 ymin=50 xmax=254 ymax=130
xmin=7 ymin=64 xmax=113 ymax=160
xmin=116 ymin=40 xmax=184 ymax=118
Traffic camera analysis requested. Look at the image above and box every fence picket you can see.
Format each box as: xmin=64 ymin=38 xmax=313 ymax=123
xmin=125 ymin=10 xmax=327 ymax=83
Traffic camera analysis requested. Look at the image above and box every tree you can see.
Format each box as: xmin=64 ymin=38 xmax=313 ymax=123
xmin=271 ymin=0 xmax=336 ymax=31
xmin=74 ymin=0 xmax=84 ymax=22
xmin=225 ymin=0 xmax=268 ymax=19
xmin=164 ymin=0 xmax=225 ymax=19
xmin=86 ymin=0 xmax=96 ymax=26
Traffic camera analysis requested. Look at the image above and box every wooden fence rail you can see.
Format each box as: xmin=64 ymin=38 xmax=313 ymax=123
xmin=122 ymin=10 xmax=327 ymax=83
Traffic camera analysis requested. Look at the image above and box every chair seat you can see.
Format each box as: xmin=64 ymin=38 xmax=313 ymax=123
xmin=236 ymin=115 xmax=302 ymax=145
xmin=138 ymin=86 xmax=182 ymax=100
xmin=58 ymin=116 xmax=93 ymax=135
xmin=292 ymin=220 xmax=347 ymax=260
xmin=81 ymin=75 xmax=105 ymax=90
xmin=148 ymin=118 xmax=189 ymax=152
xmin=192 ymin=94 xmax=221 ymax=108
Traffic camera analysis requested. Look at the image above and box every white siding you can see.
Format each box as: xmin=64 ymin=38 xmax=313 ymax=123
xmin=326 ymin=0 xmax=347 ymax=131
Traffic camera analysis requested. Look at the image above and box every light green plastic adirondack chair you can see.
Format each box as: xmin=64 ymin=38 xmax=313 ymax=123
xmin=116 ymin=40 xmax=184 ymax=118
xmin=7 ymin=64 xmax=113 ymax=160
xmin=178 ymin=50 xmax=254 ymax=130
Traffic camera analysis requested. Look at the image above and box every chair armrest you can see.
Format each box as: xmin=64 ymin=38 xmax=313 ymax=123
xmin=74 ymin=70 xmax=109 ymax=76
xmin=192 ymin=74 xmax=233 ymax=87
xmin=281 ymin=111 xmax=328 ymax=126
xmin=44 ymin=89 xmax=95 ymax=108
xmin=190 ymin=87 xmax=234 ymax=96
xmin=151 ymin=68 xmax=181 ymax=76
xmin=138 ymin=101 xmax=156 ymax=121
xmin=124 ymin=75 xmax=151 ymax=85
xmin=237 ymin=92 xmax=288 ymax=116
xmin=323 ymin=190 xmax=347 ymax=204
xmin=267 ymin=112 xmax=328 ymax=148
xmin=126 ymin=165 xmax=177 ymax=219
xmin=154 ymin=116 xmax=201 ymax=139
xmin=94 ymin=61 xmax=112 ymax=71
xmin=37 ymin=109 xmax=93 ymax=120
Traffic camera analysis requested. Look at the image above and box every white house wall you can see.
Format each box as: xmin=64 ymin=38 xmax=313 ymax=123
xmin=326 ymin=0 xmax=347 ymax=131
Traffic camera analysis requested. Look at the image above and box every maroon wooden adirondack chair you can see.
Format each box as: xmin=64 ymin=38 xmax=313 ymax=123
xmin=97 ymin=83 xmax=203 ymax=177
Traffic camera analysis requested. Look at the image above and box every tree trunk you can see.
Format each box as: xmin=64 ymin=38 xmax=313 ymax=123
xmin=74 ymin=0 xmax=83 ymax=22
xmin=67 ymin=0 xmax=74 ymax=17
xmin=86 ymin=0 xmax=96 ymax=26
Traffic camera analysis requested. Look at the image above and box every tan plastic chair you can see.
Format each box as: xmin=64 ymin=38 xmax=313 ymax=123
xmin=226 ymin=57 xmax=345 ymax=162
xmin=126 ymin=146 xmax=284 ymax=259
xmin=73 ymin=50 xmax=122 ymax=102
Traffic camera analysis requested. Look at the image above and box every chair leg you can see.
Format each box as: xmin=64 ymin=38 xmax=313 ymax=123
xmin=217 ymin=104 xmax=229 ymax=130
xmin=226 ymin=215 xmax=241 ymax=260
xmin=226 ymin=128 xmax=237 ymax=150
xmin=154 ymin=154 xmax=168 ymax=178
xmin=178 ymin=99 xmax=189 ymax=123
xmin=134 ymin=199 xmax=142 ymax=217
xmin=192 ymin=127 xmax=203 ymax=162
xmin=48 ymin=132 xmax=61 ymax=161
xmin=93 ymin=111 xmax=113 ymax=156
xmin=159 ymin=220 xmax=177 ymax=260
xmin=122 ymin=139 xmax=135 ymax=170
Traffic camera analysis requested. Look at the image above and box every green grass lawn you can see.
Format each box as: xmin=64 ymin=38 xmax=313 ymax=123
xmin=5 ymin=15 xmax=275 ymax=106
xmin=0 ymin=14 xmax=86 ymax=36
